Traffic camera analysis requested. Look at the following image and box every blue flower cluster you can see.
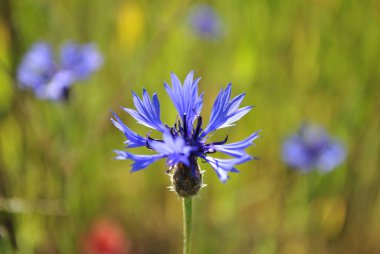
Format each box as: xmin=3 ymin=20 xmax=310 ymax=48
xmin=282 ymin=124 xmax=346 ymax=172
xmin=17 ymin=42 xmax=102 ymax=101
xmin=189 ymin=4 xmax=222 ymax=39
xmin=112 ymin=71 xmax=259 ymax=187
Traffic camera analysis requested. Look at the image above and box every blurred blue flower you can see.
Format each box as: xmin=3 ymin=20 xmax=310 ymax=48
xmin=17 ymin=43 xmax=57 ymax=91
xmin=17 ymin=41 xmax=102 ymax=101
xmin=282 ymin=124 xmax=346 ymax=172
xmin=189 ymin=4 xmax=222 ymax=38
xmin=112 ymin=71 xmax=259 ymax=187
xmin=60 ymin=42 xmax=103 ymax=80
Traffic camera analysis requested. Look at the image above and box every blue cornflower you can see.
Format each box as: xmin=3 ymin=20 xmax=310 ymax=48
xmin=17 ymin=41 xmax=102 ymax=101
xmin=282 ymin=123 xmax=346 ymax=172
xmin=60 ymin=42 xmax=103 ymax=80
xmin=188 ymin=4 xmax=222 ymax=39
xmin=112 ymin=71 xmax=259 ymax=197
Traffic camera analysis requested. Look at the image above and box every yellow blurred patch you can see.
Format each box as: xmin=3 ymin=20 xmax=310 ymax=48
xmin=117 ymin=2 xmax=144 ymax=52
xmin=0 ymin=21 xmax=10 ymax=51
xmin=312 ymin=0 xmax=342 ymax=11
xmin=0 ymin=116 xmax=22 ymax=171
xmin=282 ymin=240 xmax=308 ymax=254
xmin=0 ymin=21 xmax=13 ymax=113
xmin=311 ymin=197 xmax=347 ymax=239
xmin=233 ymin=45 xmax=257 ymax=85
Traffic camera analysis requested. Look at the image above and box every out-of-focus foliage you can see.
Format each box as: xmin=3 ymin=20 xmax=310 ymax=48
xmin=0 ymin=0 xmax=379 ymax=253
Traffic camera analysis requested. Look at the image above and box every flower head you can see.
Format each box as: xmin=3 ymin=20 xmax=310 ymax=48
xmin=112 ymin=71 xmax=259 ymax=197
xmin=282 ymin=123 xmax=346 ymax=172
xmin=17 ymin=41 xmax=102 ymax=101
xmin=188 ymin=4 xmax=223 ymax=39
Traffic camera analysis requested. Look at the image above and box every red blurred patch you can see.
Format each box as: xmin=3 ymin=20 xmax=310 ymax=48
xmin=81 ymin=219 xmax=130 ymax=254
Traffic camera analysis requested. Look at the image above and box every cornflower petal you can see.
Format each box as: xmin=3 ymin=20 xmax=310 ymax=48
xmin=60 ymin=42 xmax=103 ymax=80
xmin=202 ymin=83 xmax=252 ymax=137
xmin=114 ymin=150 xmax=164 ymax=172
xmin=150 ymin=133 xmax=193 ymax=166
xmin=195 ymin=92 xmax=204 ymax=115
xmin=123 ymin=89 xmax=166 ymax=132
xmin=212 ymin=131 xmax=260 ymax=157
xmin=204 ymin=155 xmax=252 ymax=182
xmin=36 ymin=70 xmax=74 ymax=101
xmin=316 ymin=141 xmax=346 ymax=172
xmin=164 ymin=71 xmax=203 ymax=136
xmin=110 ymin=111 xmax=147 ymax=148
xmin=164 ymin=73 xmax=183 ymax=113
xmin=17 ymin=42 xmax=55 ymax=90
xmin=282 ymin=135 xmax=312 ymax=171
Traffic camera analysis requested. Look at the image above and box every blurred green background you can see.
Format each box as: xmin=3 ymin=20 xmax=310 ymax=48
xmin=0 ymin=0 xmax=379 ymax=253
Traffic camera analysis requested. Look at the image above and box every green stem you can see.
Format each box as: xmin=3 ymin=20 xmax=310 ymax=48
xmin=182 ymin=197 xmax=193 ymax=254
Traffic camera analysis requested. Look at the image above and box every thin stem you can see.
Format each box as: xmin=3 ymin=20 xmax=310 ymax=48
xmin=182 ymin=197 xmax=193 ymax=254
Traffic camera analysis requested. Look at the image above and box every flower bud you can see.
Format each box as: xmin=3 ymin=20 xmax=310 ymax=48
xmin=169 ymin=157 xmax=203 ymax=197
